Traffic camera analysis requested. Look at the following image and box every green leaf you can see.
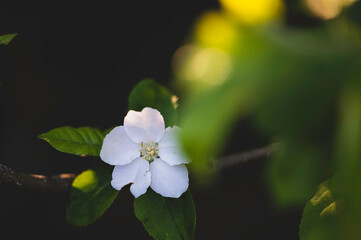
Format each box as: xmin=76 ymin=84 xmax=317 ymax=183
xmin=39 ymin=126 xmax=105 ymax=156
xmin=134 ymin=189 xmax=196 ymax=240
xmin=0 ymin=33 xmax=17 ymax=45
xmin=269 ymin=143 xmax=322 ymax=205
xmin=129 ymin=79 xmax=178 ymax=127
xmin=337 ymin=85 xmax=361 ymax=221
xmin=67 ymin=166 xmax=118 ymax=227
xmin=300 ymin=85 xmax=361 ymax=239
xmin=299 ymin=177 xmax=341 ymax=240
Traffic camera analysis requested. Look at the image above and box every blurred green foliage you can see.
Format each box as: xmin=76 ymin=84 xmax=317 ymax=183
xmin=299 ymin=177 xmax=340 ymax=240
xmin=176 ymin=1 xmax=361 ymax=238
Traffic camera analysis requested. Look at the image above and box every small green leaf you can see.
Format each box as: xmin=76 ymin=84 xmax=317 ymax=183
xmin=67 ymin=166 xmax=118 ymax=227
xmin=0 ymin=33 xmax=17 ymax=45
xmin=134 ymin=189 xmax=196 ymax=240
xmin=299 ymin=177 xmax=341 ymax=240
xmin=39 ymin=126 xmax=105 ymax=156
xmin=129 ymin=79 xmax=178 ymax=127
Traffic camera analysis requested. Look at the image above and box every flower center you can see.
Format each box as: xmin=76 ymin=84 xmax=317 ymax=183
xmin=139 ymin=141 xmax=159 ymax=162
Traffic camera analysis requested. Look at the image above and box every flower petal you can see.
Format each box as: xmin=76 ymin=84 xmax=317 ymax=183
xmin=100 ymin=126 xmax=140 ymax=166
xmin=111 ymin=157 xmax=151 ymax=198
xmin=158 ymin=126 xmax=190 ymax=165
xmin=124 ymin=107 xmax=165 ymax=143
xmin=158 ymin=126 xmax=181 ymax=147
xmin=149 ymin=158 xmax=189 ymax=198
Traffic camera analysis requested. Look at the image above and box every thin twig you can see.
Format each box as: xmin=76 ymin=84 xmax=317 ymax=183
xmin=0 ymin=143 xmax=278 ymax=193
xmin=0 ymin=164 xmax=76 ymax=194
xmin=217 ymin=143 xmax=279 ymax=169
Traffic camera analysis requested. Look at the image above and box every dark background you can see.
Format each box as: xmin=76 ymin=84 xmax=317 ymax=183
xmin=0 ymin=1 xmax=301 ymax=239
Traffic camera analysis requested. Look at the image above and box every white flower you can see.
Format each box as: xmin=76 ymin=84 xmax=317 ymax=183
xmin=100 ymin=107 xmax=190 ymax=198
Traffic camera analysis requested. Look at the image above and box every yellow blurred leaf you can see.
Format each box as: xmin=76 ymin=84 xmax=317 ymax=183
xmin=194 ymin=11 xmax=238 ymax=51
xmin=219 ymin=0 xmax=284 ymax=25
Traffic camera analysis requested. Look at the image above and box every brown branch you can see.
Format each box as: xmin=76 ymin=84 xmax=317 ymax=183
xmin=217 ymin=143 xmax=279 ymax=169
xmin=0 ymin=143 xmax=278 ymax=193
xmin=0 ymin=164 xmax=76 ymax=194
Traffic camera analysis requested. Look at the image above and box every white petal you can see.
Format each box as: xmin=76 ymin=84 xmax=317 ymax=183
xmin=124 ymin=107 xmax=165 ymax=143
xmin=158 ymin=127 xmax=190 ymax=165
xmin=149 ymin=158 xmax=189 ymax=198
xmin=111 ymin=158 xmax=151 ymax=198
xmin=158 ymin=126 xmax=181 ymax=147
xmin=100 ymin=126 xmax=141 ymax=166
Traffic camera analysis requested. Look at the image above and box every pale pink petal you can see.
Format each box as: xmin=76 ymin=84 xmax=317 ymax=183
xmin=149 ymin=158 xmax=189 ymax=198
xmin=100 ymin=126 xmax=140 ymax=166
xmin=158 ymin=127 xmax=190 ymax=165
xmin=111 ymin=158 xmax=151 ymax=198
xmin=124 ymin=107 xmax=165 ymax=143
